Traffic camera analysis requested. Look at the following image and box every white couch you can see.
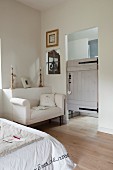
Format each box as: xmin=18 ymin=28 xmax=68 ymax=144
xmin=10 ymin=93 xmax=65 ymax=126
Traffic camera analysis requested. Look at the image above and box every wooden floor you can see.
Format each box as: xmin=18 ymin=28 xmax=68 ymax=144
xmin=35 ymin=116 xmax=113 ymax=170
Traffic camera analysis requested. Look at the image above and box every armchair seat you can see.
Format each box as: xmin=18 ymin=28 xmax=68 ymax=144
xmin=10 ymin=93 xmax=65 ymax=126
xmin=31 ymin=106 xmax=63 ymax=120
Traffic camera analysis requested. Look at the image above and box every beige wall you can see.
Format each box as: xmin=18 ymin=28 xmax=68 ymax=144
xmin=41 ymin=0 xmax=113 ymax=133
xmin=0 ymin=0 xmax=41 ymax=89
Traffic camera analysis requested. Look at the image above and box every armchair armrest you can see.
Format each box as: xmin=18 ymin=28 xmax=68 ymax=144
xmin=10 ymin=98 xmax=30 ymax=106
xmin=55 ymin=94 xmax=65 ymax=111
xmin=10 ymin=98 xmax=30 ymax=125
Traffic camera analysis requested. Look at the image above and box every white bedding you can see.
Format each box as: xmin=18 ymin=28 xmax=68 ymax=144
xmin=0 ymin=119 xmax=76 ymax=170
xmin=0 ymin=120 xmax=44 ymax=157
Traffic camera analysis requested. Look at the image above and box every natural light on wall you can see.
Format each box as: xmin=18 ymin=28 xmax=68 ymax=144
xmin=0 ymin=39 xmax=2 ymax=89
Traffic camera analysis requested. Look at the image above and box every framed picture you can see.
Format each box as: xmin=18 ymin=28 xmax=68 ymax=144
xmin=46 ymin=29 xmax=59 ymax=47
xmin=47 ymin=50 xmax=60 ymax=74
xmin=21 ymin=77 xmax=31 ymax=88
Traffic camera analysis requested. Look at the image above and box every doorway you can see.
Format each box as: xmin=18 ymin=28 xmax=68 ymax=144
xmin=65 ymin=27 xmax=98 ymax=127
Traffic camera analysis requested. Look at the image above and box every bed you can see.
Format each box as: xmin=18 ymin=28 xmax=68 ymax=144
xmin=0 ymin=118 xmax=76 ymax=170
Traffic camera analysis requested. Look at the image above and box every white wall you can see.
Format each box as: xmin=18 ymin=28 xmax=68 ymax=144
xmin=0 ymin=38 xmax=2 ymax=116
xmin=41 ymin=0 xmax=113 ymax=134
xmin=68 ymin=38 xmax=88 ymax=60
xmin=0 ymin=0 xmax=41 ymax=89
xmin=0 ymin=90 xmax=3 ymax=116
xmin=0 ymin=0 xmax=41 ymax=116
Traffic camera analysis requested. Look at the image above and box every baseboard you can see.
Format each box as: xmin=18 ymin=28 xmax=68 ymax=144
xmin=98 ymin=126 xmax=113 ymax=135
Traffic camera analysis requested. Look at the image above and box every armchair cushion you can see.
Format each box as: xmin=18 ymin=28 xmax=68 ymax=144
xmin=40 ymin=94 xmax=56 ymax=107
xmin=31 ymin=106 xmax=63 ymax=121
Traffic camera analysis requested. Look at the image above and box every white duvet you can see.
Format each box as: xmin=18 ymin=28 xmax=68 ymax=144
xmin=0 ymin=119 xmax=76 ymax=170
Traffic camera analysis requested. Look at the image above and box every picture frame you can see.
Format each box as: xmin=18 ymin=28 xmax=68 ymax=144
xmin=46 ymin=29 xmax=59 ymax=47
xmin=21 ymin=77 xmax=31 ymax=88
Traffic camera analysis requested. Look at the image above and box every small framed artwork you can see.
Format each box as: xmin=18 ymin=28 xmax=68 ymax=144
xmin=46 ymin=29 xmax=59 ymax=47
xmin=21 ymin=77 xmax=31 ymax=88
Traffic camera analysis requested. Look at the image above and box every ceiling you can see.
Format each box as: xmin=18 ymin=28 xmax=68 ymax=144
xmin=16 ymin=0 xmax=68 ymax=11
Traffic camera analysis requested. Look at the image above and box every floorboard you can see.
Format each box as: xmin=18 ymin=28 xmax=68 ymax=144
xmin=34 ymin=116 xmax=113 ymax=170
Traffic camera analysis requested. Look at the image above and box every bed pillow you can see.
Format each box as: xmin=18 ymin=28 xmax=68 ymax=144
xmin=40 ymin=94 xmax=56 ymax=107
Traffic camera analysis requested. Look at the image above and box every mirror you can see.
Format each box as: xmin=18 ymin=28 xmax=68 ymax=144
xmin=68 ymin=27 xmax=98 ymax=60
xmin=46 ymin=49 xmax=60 ymax=75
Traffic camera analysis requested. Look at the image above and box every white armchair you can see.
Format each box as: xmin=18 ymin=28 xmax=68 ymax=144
xmin=10 ymin=93 xmax=65 ymax=126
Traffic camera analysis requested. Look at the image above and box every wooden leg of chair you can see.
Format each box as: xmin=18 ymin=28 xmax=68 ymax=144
xmin=49 ymin=119 xmax=51 ymax=124
xmin=62 ymin=116 xmax=63 ymax=124
xmin=60 ymin=116 xmax=62 ymax=126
